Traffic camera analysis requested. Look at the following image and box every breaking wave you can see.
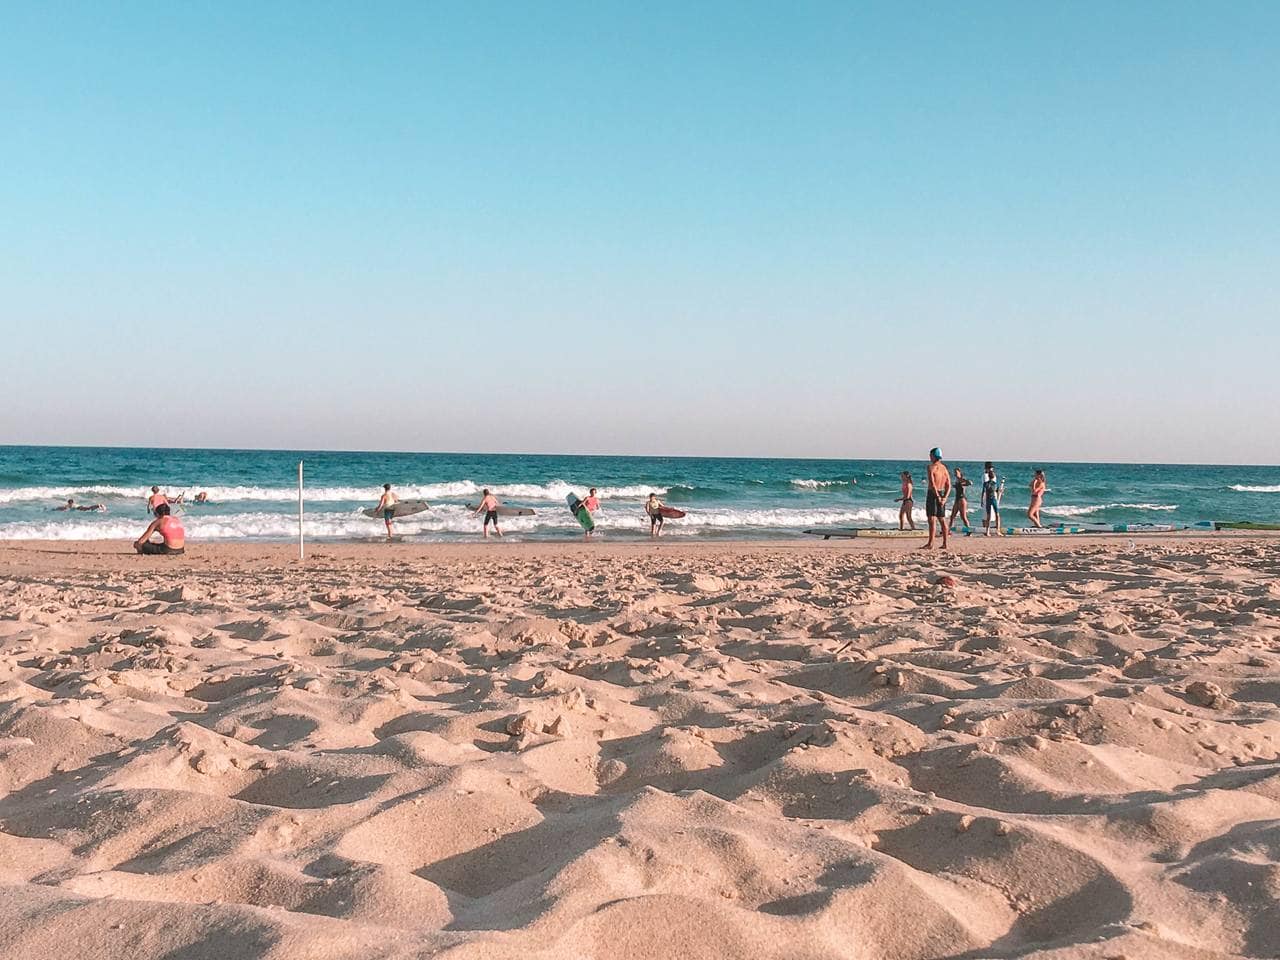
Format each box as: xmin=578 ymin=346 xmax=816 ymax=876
xmin=1044 ymin=503 xmax=1177 ymax=517
xmin=1229 ymin=484 xmax=1280 ymax=493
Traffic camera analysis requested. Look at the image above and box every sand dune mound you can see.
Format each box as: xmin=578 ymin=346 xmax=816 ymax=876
xmin=2 ymin=538 xmax=1279 ymax=958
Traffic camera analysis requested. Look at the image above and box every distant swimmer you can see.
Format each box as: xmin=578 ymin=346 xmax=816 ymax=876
xmin=646 ymin=492 xmax=665 ymax=538
xmin=474 ymin=488 xmax=502 ymax=538
xmin=924 ymin=448 xmax=951 ymax=550
xmin=374 ymin=483 xmax=398 ymax=541
xmin=193 ymin=491 xmax=209 ymax=504
xmin=134 ymin=503 xmax=185 ymax=556
xmin=981 ymin=462 xmax=1005 ymax=537
xmin=948 ymin=468 xmax=972 ymax=532
xmin=1028 ymin=469 xmax=1047 ymax=527
xmin=56 ymin=498 xmax=106 ymax=512
xmin=896 ymin=471 xmax=915 ymax=531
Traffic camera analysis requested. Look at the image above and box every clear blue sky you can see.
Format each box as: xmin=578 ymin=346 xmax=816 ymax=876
xmin=3 ymin=2 xmax=1277 ymax=462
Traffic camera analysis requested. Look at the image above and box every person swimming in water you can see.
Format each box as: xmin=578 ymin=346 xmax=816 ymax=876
xmin=896 ymin=471 xmax=915 ymax=531
xmin=147 ymin=486 xmax=181 ymax=512
xmin=56 ymin=498 xmax=106 ymax=512
xmin=134 ymin=503 xmax=185 ymax=555
xmin=193 ymin=491 xmax=209 ymax=504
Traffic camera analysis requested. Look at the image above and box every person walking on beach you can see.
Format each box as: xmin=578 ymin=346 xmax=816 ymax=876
xmin=581 ymin=487 xmax=600 ymax=539
xmin=896 ymin=471 xmax=915 ymax=530
xmin=374 ymin=483 xmax=398 ymax=541
xmin=646 ymin=492 xmax=665 ymax=538
xmin=924 ymin=448 xmax=951 ymax=550
xmin=475 ymin=488 xmax=502 ymax=538
xmin=948 ymin=467 xmax=972 ymax=532
xmin=981 ymin=462 xmax=1005 ymax=536
xmin=134 ymin=503 xmax=185 ymax=555
xmin=1028 ymin=469 xmax=1047 ymax=527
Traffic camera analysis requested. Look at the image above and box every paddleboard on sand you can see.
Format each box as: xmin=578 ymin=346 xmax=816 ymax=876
xmin=466 ymin=504 xmax=536 ymax=517
xmin=656 ymin=506 xmax=686 ymax=519
xmin=1215 ymin=521 xmax=1280 ymax=531
xmin=362 ymin=500 xmax=430 ymax=519
xmin=803 ymin=528 xmax=922 ymax=539
xmin=566 ymin=494 xmax=595 ymax=532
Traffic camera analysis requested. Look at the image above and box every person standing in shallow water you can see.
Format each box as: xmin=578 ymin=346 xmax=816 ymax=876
xmin=923 ymin=448 xmax=951 ymax=550
xmin=475 ymin=488 xmax=502 ymax=538
xmin=374 ymin=484 xmax=398 ymax=541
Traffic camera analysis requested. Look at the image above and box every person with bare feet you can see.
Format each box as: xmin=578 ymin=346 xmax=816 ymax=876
xmin=374 ymin=483 xmax=398 ymax=541
xmin=924 ymin=448 xmax=951 ymax=550
xmin=134 ymin=503 xmax=185 ymax=555
xmin=1028 ymin=469 xmax=1047 ymax=527
xmin=646 ymin=492 xmax=665 ymax=537
xmin=981 ymin=462 xmax=1005 ymax=536
xmin=896 ymin=471 xmax=915 ymax=530
xmin=948 ymin=467 xmax=972 ymax=532
xmin=475 ymin=488 xmax=502 ymax=538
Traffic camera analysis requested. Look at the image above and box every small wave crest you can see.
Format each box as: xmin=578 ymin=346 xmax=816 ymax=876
xmin=790 ymin=479 xmax=850 ymax=489
xmin=1045 ymin=502 xmax=1177 ymax=517
xmin=1229 ymin=484 xmax=1280 ymax=493
xmin=0 ymin=479 xmax=669 ymax=505
xmin=0 ymin=504 xmax=904 ymax=540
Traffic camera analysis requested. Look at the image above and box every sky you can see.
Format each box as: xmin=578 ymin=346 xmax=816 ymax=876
xmin=2 ymin=2 xmax=1278 ymax=463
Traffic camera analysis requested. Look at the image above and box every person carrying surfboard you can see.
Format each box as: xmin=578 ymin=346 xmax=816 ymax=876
xmin=646 ymin=492 xmax=665 ymax=538
xmin=923 ymin=448 xmax=951 ymax=550
xmin=475 ymin=489 xmax=502 ymax=538
xmin=374 ymin=483 xmax=399 ymax=541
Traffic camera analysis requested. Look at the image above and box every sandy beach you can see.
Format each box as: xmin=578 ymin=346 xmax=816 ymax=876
xmin=2 ymin=535 xmax=1279 ymax=959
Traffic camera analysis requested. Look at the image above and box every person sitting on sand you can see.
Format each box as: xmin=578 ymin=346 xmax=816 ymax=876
xmin=1028 ymin=469 xmax=1047 ymax=527
xmin=134 ymin=503 xmax=185 ymax=555
xmin=646 ymin=492 xmax=665 ymax=538
xmin=374 ymin=483 xmax=399 ymax=541
xmin=981 ymin=462 xmax=1005 ymax=537
xmin=896 ymin=471 xmax=915 ymax=531
xmin=924 ymin=448 xmax=951 ymax=550
xmin=948 ymin=467 xmax=972 ymax=532
xmin=57 ymin=498 xmax=106 ymax=512
xmin=475 ymin=488 xmax=502 ymax=538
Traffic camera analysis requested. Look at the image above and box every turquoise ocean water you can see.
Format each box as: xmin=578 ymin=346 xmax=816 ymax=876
xmin=0 ymin=446 xmax=1276 ymax=542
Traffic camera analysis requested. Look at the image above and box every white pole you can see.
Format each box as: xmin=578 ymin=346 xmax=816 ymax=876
xmin=298 ymin=460 xmax=304 ymax=560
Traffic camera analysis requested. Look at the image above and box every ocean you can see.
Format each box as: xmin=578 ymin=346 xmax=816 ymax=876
xmin=0 ymin=446 xmax=1276 ymax=542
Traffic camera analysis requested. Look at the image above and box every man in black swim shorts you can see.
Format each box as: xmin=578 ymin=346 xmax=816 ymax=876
xmin=924 ymin=447 xmax=951 ymax=551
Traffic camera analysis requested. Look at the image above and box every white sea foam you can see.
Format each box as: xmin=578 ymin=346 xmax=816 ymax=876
xmin=0 ymin=504 xmax=903 ymax=540
xmin=790 ymin=479 xmax=850 ymax=489
xmin=1044 ymin=503 xmax=1177 ymax=517
xmin=0 ymin=480 xmax=668 ymax=505
xmin=1229 ymin=484 xmax=1280 ymax=493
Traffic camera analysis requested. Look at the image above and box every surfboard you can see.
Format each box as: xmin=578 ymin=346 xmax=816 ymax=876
xmin=362 ymin=500 xmax=430 ymax=519
xmin=466 ymin=504 xmax=536 ymax=517
xmin=657 ymin=506 xmax=686 ymax=519
xmin=566 ymin=493 xmax=595 ymax=532
xmin=1214 ymin=521 xmax=1280 ymax=531
xmin=803 ymin=528 xmax=923 ymax=539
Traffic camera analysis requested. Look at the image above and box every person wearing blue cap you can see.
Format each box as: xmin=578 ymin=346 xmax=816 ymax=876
xmin=924 ymin=447 xmax=951 ymax=550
